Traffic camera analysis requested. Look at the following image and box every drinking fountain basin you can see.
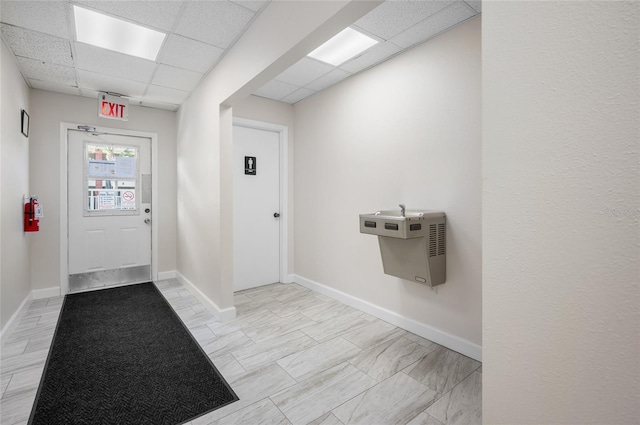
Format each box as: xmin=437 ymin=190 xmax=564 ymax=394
xmin=359 ymin=210 xmax=445 ymax=239
xmin=359 ymin=207 xmax=447 ymax=286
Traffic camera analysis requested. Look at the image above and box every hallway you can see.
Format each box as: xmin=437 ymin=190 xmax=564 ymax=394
xmin=0 ymin=280 xmax=481 ymax=424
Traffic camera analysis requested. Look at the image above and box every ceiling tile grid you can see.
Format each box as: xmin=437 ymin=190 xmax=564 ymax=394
xmin=74 ymin=42 xmax=157 ymax=83
xmin=29 ymin=79 xmax=81 ymax=97
xmin=16 ymin=56 xmax=76 ymax=86
xmin=152 ymin=65 xmax=204 ymax=92
xmin=174 ymin=1 xmax=255 ymax=48
xmin=0 ymin=24 xmax=74 ymax=67
xmin=1 ymin=0 xmax=480 ymax=109
xmin=389 ymin=1 xmax=477 ymax=49
xmin=74 ymin=0 xmax=184 ymax=32
xmin=77 ymin=69 xmax=147 ymax=98
xmin=0 ymin=1 xmax=70 ymax=38
xmin=254 ymin=1 xmax=479 ymax=104
xmin=158 ymin=34 xmax=225 ymax=74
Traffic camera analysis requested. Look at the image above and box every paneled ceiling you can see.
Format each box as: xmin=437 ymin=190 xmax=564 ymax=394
xmin=0 ymin=1 xmax=481 ymax=111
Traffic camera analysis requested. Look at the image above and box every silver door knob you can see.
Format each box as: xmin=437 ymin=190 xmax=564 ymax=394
xmin=273 ymin=212 xmax=280 ymax=218
xmin=144 ymin=218 xmax=151 ymax=224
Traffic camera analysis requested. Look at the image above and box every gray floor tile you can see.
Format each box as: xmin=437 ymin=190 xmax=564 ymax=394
xmin=2 ymin=366 xmax=43 ymax=399
xmin=301 ymin=301 xmax=360 ymax=323
xmin=426 ymin=371 xmax=482 ymax=425
xmin=201 ymin=330 xmax=255 ymax=358
xmin=340 ymin=320 xmax=405 ymax=350
xmin=242 ymin=312 xmax=317 ymax=343
xmin=194 ymin=363 xmax=297 ymax=423
xmin=300 ymin=312 xmax=371 ymax=343
xmin=0 ymin=279 xmax=482 ymax=424
xmin=210 ymin=398 xmax=291 ymax=425
xmin=332 ymin=372 xmax=438 ymax=425
xmin=404 ymin=346 xmax=480 ymax=396
xmin=1 ymin=340 xmax=29 ymax=359
xmin=407 ymin=412 xmax=445 ymax=425
xmin=308 ymin=412 xmax=345 ymax=425
xmin=277 ymin=337 xmax=361 ymax=381
xmin=349 ymin=336 xmax=439 ymax=382
xmin=232 ymin=330 xmax=317 ymax=371
xmin=271 ymin=362 xmax=376 ymax=425
xmin=209 ymin=353 xmax=247 ymax=383
xmin=0 ymin=388 xmax=37 ymax=425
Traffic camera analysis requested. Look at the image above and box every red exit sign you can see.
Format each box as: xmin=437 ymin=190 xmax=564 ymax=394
xmin=98 ymin=93 xmax=129 ymax=121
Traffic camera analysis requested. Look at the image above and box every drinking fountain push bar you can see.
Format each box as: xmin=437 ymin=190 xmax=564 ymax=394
xmin=359 ymin=206 xmax=446 ymax=286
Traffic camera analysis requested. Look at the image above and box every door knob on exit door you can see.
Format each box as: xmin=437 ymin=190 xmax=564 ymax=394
xmin=273 ymin=213 xmax=280 ymax=218
xmin=144 ymin=218 xmax=151 ymax=224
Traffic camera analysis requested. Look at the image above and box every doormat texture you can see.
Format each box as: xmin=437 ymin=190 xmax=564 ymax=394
xmin=29 ymin=283 xmax=238 ymax=425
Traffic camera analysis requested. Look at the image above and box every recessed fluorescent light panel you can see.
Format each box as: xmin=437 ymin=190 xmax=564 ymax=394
xmin=308 ymin=27 xmax=378 ymax=66
xmin=74 ymin=5 xmax=165 ymax=61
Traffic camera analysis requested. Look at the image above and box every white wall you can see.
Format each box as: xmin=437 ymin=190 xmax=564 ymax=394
xmin=0 ymin=41 xmax=31 ymax=330
xmin=176 ymin=0 xmax=380 ymax=314
xmin=293 ymin=17 xmax=482 ymax=357
xmin=233 ymin=95 xmax=295 ymax=276
xmin=28 ymin=91 xmax=177 ymax=291
xmin=483 ymin=1 xmax=639 ymax=423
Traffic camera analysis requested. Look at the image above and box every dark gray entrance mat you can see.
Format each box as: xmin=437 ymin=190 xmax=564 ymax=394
xmin=29 ymin=282 xmax=237 ymax=424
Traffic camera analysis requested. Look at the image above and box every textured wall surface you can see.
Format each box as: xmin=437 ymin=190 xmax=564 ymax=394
xmin=294 ymin=17 xmax=482 ymax=352
xmin=28 ymin=91 xmax=178 ymax=291
xmin=483 ymin=1 xmax=639 ymax=423
xmin=0 ymin=41 xmax=31 ymax=329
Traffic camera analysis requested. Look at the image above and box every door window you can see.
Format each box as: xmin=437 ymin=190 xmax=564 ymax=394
xmin=84 ymin=143 xmax=139 ymax=216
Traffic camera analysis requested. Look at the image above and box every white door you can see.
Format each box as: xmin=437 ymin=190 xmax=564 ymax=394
xmin=233 ymin=125 xmax=280 ymax=291
xmin=68 ymin=129 xmax=152 ymax=292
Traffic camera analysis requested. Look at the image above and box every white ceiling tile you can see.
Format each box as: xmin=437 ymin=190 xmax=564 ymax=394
xmin=464 ymin=1 xmax=482 ymax=13
xmin=145 ymin=85 xmax=189 ymax=104
xmin=0 ymin=0 xmax=69 ymax=38
xmin=306 ymin=68 xmax=352 ymax=92
xmin=152 ymin=65 xmax=203 ymax=92
xmin=158 ymin=34 xmax=224 ymax=74
xmin=390 ymin=2 xmax=477 ymax=49
xmin=253 ymin=80 xmax=299 ymax=101
xmin=16 ymin=56 xmax=76 ymax=85
xmin=1 ymin=24 xmax=74 ymax=67
xmin=80 ymin=88 xmax=102 ymax=99
xmin=139 ymin=99 xmax=180 ymax=112
xmin=230 ymin=0 xmax=269 ymax=13
xmin=175 ymin=1 xmax=254 ymax=48
xmin=339 ymin=41 xmax=403 ymax=74
xmin=75 ymin=42 xmax=157 ymax=83
xmin=275 ymin=58 xmax=334 ymax=88
xmin=29 ymin=79 xmax=81 ymax=96
xmin=77 ymin=69 xmax=148 ymax=98
xmin=74 ymin=1 xmax=183 ymax=31
xmin=354 ymin=0 xmax=453 ymax=40
xmin=280 ymin=88 xmax=316 ymax=104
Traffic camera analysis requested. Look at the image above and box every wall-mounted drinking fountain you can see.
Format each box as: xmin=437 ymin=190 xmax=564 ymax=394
xmin=359 ymin=205 xmax=446 ymax=286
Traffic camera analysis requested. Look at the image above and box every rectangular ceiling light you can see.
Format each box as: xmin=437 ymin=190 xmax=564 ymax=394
xmin=74 ymin=5 xmax=165 ymax=61
xmin=307 ymin=27 xmax=378 ymax=66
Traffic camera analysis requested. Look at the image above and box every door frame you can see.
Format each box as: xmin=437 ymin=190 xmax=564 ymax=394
xmin=232 ymin=117 xmax=289 ymax=285
xmin=59 ymin=122 xmax=159 ymax=295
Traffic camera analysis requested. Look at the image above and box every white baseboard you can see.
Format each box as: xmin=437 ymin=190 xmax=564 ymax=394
xmin=0 ymin=292 xmax=33 ymax=348
xmin=157 ymin=270 xmax=177 ymax=281
xmin=32 ymin=286 xmax=61 ymax=300
xmin=176 ymin=272 xmax=236 ymax=322
xmin=283 ymin=274 xmax=296 ymax=284
xmin=293 ymin=274 xmax=482 ymax=361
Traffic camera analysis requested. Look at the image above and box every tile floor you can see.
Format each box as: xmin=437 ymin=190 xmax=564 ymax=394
xmin=0 ymin=280 xmax=481 ymax=425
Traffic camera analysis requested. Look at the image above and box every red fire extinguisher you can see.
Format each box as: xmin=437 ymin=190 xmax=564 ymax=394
xmin=24 ymin=196 xmax=41 ymax=232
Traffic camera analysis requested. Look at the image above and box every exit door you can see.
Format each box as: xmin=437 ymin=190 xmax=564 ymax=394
xmin=233 ymin=125 xmax=280 ymax=291
xmin=67 ymin=129 xmax=152 ymax=292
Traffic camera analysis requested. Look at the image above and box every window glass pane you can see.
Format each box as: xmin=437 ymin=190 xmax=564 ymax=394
xmin=85 ymin=143 xmax=138 ymax=214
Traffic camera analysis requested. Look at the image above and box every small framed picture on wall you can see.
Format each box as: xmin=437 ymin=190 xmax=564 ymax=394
xmin=21 ymin=109 xmax=29 ymax=137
